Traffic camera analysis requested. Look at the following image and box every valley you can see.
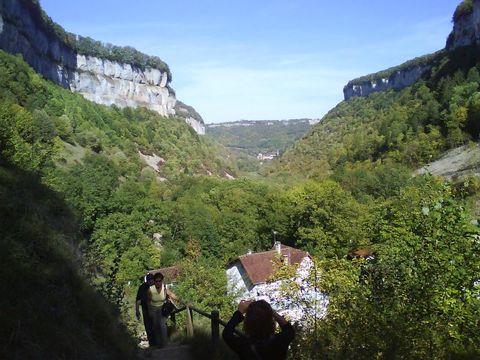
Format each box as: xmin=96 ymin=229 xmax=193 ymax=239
xmin=0 ymin=0 xmax=479 ymax=359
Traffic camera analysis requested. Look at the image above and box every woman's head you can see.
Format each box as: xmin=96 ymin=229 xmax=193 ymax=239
xmin=153 ymin=272 xmax=164 ymax=287
xmin=243 ymin=300 xmax=275 ymax=340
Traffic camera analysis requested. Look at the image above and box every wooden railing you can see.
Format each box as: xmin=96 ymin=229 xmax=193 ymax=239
xmin=170 ymin=304 xmax=244 ymax=344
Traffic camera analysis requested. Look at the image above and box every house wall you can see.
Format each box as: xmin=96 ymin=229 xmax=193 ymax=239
xmin=227 ymin=257 xmax=328 ymax=323
xmin=226 ymin=262 xmax=252 ymax=300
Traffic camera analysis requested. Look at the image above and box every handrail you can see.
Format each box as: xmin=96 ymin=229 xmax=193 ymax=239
xmin=169 ymin=303 xmax=245 ymax=340
xmin=189 ymin=305 xmax=245 ymax=337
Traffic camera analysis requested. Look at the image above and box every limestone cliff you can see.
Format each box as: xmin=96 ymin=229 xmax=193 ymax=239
xmin=343 ymin=61 xmax=433 ymax=100
xmin=0 ymin=0 xmax=76 ymax=87
xmin=0 ymin=0 xmax=204 ymax=134
xmin=72 ymin=54 xmax=175 ymax=116
xmin=174 ymin=100 xmax=206 ymax=135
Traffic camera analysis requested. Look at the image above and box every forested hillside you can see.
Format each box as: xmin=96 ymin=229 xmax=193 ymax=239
xmin=269 ymin=46 xmax=480 ymax=181
xmin=1 ymin=46 xmax=479 ymax=359
xmin=1 ymin=1 xmax=480 ymax=359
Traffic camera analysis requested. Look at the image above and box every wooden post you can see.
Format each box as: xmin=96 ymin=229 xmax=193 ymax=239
xmin=171 ymin=313 xmax=176 ymax=335
xmin=211 ymin=310 xmax=220 ymax=345
xmin=186 ymin=306 xmax=194 ymax=337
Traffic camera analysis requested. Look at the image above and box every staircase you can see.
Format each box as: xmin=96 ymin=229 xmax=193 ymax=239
xmin=139 ymin=344 xmax=193 ymax=360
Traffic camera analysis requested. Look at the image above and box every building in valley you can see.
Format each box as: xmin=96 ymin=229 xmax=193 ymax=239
xmin=226 ymin=242 xmax=328 ymax=322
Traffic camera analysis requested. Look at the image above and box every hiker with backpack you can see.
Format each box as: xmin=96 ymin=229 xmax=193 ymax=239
xmin=147 ymin=272 xmax=178 ymax=348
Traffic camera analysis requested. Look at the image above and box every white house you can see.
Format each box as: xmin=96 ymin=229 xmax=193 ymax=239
xmin=226 ymin=242 xmax=328 ymax=322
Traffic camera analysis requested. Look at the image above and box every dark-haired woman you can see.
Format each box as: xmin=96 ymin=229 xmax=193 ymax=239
xmin=147 ymin=272 xmax=178 ymax=348
xmin=222 ymin=299 xmax=295 ymax=359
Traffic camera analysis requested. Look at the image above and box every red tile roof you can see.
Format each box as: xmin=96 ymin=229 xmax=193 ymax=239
xmin=232 ymin=245 xmax=310 ymax=285
xmin=148 ymin=266 xmax=180 ymax=283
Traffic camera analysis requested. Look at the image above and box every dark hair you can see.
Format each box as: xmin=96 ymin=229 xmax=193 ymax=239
xmin=146 ymin=273 xmax=154 ymax=281
xmin=153 ymin=272 xmax=164 ymax=281
xmin=243 ymin=300 xmax=275 ymax=340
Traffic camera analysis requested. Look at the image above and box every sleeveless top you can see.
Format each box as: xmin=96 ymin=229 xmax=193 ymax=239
xmin=149 ymin=284 xmax=166 ymax=307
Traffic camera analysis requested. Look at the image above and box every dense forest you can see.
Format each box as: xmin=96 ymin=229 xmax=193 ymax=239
xmin=1 ymin=43 xmax=479 ymax=358
xmin=1 ymin=0 xmax=480 ymax=358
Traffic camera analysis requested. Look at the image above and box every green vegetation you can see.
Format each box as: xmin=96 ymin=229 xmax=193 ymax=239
xmin=207 ymin=119 xmax=313 ymax=174
xmin=0 ymin=50 xmax=231 ymax=182
xmin=75 ymin=36 xmax=172 ymax=79
xmin=0 ymin=48 xmax=236 ymax=351
xmin=292 ymin=178 xmax=480 ymax=359
xmin=174 ymin=100 xmax=205 ymax=123
xmin=0 ymin=163 xmax=137 ymax=359
xmin=271 ymin=47 xmax=480 ymax=180
xmin=207 ymin=119 xmax=312 ymax=156
xmin=1 ymin=5 xmax=479 ymax=358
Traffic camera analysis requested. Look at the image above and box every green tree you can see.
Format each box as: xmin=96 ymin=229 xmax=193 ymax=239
xmin=285 ymin=180 xmax=369 ymax=257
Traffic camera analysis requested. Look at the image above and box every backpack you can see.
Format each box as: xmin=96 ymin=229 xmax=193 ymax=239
xmin=161 ymin=286 xmax=176 ymax=317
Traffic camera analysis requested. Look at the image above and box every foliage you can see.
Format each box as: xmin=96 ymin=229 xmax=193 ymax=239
xmin=76 ymin=36 xmax=172 ymax=79
xmin=270 ymin=53 xmax=480 ymax=180
xmin=207 ymin=119 xmax=312 ymax=158
xmin=174 ymin=100 xmax=205 ymax=123
xmin=290 ymin=178 xmax=480 ymax=359
xmin=0 ymin=164 xmax=137 ymax=359
xmin=284 ymin=180 xmax=371 ymax=257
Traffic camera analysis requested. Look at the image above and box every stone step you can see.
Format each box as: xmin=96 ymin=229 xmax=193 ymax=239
xmin=139 ymin=344 xmax=193 ymax=360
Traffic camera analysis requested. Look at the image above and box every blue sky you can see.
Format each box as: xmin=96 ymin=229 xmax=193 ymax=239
xmin=41 ymin=0 xmax=460 ymax=123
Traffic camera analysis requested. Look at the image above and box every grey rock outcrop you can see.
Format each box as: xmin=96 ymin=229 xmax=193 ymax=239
xmin=184 ymin=117 xmax=206 ymax=135
xmin=343 ymin=64 xmax=431 ymax=100
xmin=447 ymin=0 xmax=480 ymax=50
xmin=72 ymin=55 xmax=175 ymax=116
xmin=415 ymin=142 xmax=480 ymax=180
xmin=0 ymin=0 xmax=76 ymax=87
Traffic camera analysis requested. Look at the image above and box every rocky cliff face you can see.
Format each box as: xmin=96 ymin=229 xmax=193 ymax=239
xmin=447 ymin=0 xmax=480 ymax=50
xmin=0 ymin=0 xmax=205 ymax=134
xmin=343 ymin=64 xmax=431 ymax=100
xmin=0 ymin=0 xmax=76 ymax=87
xmin=72 ymin=54 xmax=175 ymax=116
xmin=184 ymin=117 xmax=206 ymax=135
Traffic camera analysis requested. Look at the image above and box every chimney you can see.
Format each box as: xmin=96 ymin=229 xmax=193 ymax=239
xmin=274 ymin=241 xmax=281 ymax=255
xmin=283 ymin=254 xmax=289 ymax=266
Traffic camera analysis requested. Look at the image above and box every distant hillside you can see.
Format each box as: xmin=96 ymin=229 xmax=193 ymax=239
xmin=206 ymin=119 xmax=317 ymax=173
xmin=207 ymin=118 xmax=317 ymax=156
